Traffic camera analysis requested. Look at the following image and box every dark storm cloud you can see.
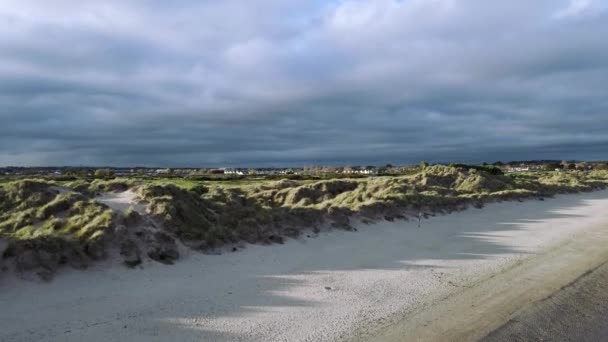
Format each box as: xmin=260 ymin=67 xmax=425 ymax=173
xmin=1 ymin=0 xmax=608 ymax=166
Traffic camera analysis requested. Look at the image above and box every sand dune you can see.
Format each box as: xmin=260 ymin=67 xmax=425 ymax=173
xmin=1 ymin=190 xmax=608 ymax=341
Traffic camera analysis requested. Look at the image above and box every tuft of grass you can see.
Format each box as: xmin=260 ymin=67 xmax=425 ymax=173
xmin=0 ymin=180 xmax=116 ymax=244
xmin=88 ymin=178 xmax=138 ymax=193
xmin=35 ymin=192 xmax=83 ymax=221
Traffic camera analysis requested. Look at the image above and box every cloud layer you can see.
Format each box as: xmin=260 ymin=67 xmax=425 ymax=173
xmin=1 ymin=0 xmax=607 ymax=166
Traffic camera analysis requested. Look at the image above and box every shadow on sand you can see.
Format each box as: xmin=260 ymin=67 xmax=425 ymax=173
xmin=136 ymin=191 xmax=608 ymax=341
xmin=3 ymin=191 xmax=608 ymax=342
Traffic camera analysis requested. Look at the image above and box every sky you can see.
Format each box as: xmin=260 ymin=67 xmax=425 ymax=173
xmin=1 ymin=0 xmax=608 ymax=167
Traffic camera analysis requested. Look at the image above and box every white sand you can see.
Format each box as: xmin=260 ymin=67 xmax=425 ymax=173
xmin=96 ymin=190 xmax=146 ymax=213
xmin=1 ymin=191 xmax=608 ymax=342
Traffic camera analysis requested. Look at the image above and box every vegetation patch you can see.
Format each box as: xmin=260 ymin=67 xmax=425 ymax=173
xmin=0 ymin=180 xmax=117 ymax=279
xmin=3 ymin=167 xmax=608 ymax=280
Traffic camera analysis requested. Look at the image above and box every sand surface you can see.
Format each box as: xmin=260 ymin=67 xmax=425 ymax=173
xmin=96 ymin=190 xmax=145 ymax=213
xmin=366 ymin=193 xmax=608 ymax=341
xmin=1 ymin=191 xmax=608 ymax=342
xmin=482 ymin=260 xmax=608 ymax=342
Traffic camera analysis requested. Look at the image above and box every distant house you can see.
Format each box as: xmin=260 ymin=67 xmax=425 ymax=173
xmin=342 ymin=166 xmax=378 ymax=175
xmin=509 ymin=167 xmax=529 ymax=172
xmin=502 ymin=163 xmax=533 ymax=173
xmin=223 ymin=168 xmax=297 ymax=176
xmin=253 ymin=168 xmax=276 ymax=175
xmin=223 ymin=168 xmax=248 ymax=175
xmin=114 ymin=168 xmax=135 ymax=176
xmin=358 ymin=168 xmax=377 ymax=175
xmin=279 ymin=168 xmax=299 ymax=175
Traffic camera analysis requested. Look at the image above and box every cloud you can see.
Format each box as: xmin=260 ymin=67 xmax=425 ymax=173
xmin=0 ymin=0 xmax=607 ymax=166
xmin=554 ymin=0 xmax=593 ymax=18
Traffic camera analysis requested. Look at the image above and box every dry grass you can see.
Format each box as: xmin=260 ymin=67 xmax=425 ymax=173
xmin=0 ymin=180 xmax=117 ymax=277
xmin=3 ymin=167 xmax=608 ymax=279
xmin=132 ymin=166 xmax=608 ymax=249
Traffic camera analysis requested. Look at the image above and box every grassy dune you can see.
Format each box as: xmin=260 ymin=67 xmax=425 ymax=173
xmin=2 ymin=166 xmax=608 ymax=280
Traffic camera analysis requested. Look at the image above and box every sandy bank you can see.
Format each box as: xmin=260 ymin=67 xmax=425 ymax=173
xmin=1 ymin=190 xmax=608 ymax=341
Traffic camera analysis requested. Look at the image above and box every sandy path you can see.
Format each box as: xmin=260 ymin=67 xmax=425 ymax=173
xmin=1 ymin=191 xmax=608 ymax=342
xmin=96 ymin=190 xmax=146 ymax=213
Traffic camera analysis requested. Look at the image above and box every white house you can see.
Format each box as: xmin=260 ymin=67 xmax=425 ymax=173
xmin=223 ymin=168 xmax=247 ymax=175
xmin=342 ymin=167 xmax=378 ymax=175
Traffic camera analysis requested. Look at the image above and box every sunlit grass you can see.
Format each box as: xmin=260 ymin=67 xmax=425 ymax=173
xmin=2 ymin=167 xmax=608 ymax=255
